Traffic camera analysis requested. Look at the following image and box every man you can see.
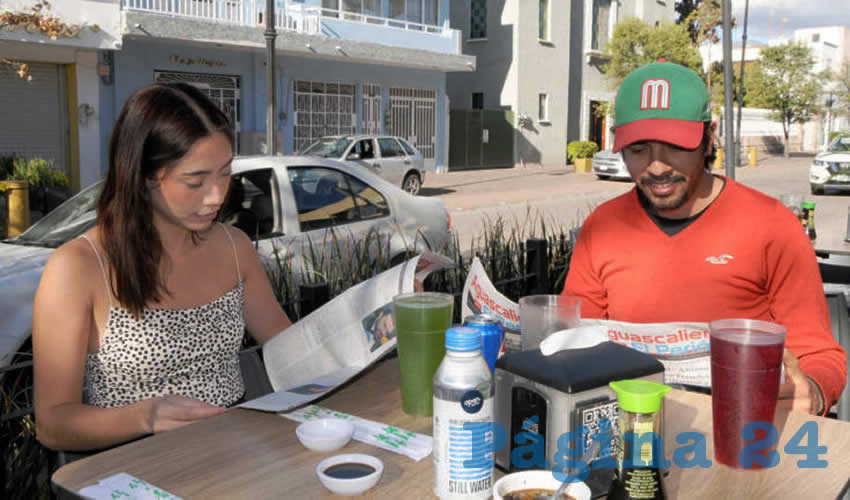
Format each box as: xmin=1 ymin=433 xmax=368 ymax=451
xmin=563 ymin=61 xmax=846 ymax=415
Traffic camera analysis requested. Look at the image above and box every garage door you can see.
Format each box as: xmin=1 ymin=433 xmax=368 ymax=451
xmin=0 ymin=62 xmax=68 ymax=175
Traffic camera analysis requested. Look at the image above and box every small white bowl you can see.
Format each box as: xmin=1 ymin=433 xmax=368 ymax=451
xmin=296 ymin=418 xmax=355 ymax=452
xmin=494 ymin=470 xmax=591 ymax=500
xmin=316 ymin=453 xmax=384 ymax=496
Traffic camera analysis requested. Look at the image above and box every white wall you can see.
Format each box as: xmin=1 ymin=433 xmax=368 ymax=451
xmin=75 ymin=51 xmax=101 ymax=189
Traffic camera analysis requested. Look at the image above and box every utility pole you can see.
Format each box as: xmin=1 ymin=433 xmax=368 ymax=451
xmin=735 ymin=0 xmax=750 ymax=167
xmin=722 ymin=0 xmax=735 ymax=179
xmin=264 ymin=0 xmax=277 ymax=155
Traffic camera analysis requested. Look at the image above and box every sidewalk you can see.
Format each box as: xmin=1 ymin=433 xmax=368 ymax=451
xmin=424 ymin=153 xmax=816 ymax=212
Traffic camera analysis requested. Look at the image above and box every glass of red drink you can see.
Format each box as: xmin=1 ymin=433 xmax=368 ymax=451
xmin=709 ymin=319 xmax=786 ymax=469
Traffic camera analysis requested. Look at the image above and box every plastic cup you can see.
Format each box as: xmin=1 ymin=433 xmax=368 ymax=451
xmin=779 ymin=193 xmax=802 ymax=217
xmin=392 ymin=292 xmax=454 ymax=416
xmin=709 ymin=319 xmax=786 ymax=469
xmin=519 ymin=295 xmax=582 ymax=351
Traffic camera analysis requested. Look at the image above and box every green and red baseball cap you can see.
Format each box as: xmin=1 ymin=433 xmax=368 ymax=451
xmin=612 ymin=61 xmax=711 ymax=153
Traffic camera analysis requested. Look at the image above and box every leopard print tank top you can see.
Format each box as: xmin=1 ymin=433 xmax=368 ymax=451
xmin=81 ymin=224 xmax=246 ymax=408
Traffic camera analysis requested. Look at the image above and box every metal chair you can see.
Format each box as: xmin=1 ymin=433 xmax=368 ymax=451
xmin=826 ymin=291 xmax=850 ymax=421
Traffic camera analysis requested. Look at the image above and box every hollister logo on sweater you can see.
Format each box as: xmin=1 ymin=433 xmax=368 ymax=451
xmin=706 ymin=254 xmax=734 ymax=265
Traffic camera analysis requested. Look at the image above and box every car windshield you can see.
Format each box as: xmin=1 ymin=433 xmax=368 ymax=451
xmin=826 ymin=136 xmax=850 ymax=153
xmin=301 ymin=138 xmax=352 ymax=158
xmin=5 ymin=180 xmax=102 ymax=248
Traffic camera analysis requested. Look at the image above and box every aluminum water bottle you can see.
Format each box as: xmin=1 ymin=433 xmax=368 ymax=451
xmin=433 ymin=326 xmax=494 ymax=500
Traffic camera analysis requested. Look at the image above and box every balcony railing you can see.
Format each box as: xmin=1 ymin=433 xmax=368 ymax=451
xmin=122 ymin=1 xmax=449 ymax=37
xmin=318 ymin=6 xmax=444 ymax=35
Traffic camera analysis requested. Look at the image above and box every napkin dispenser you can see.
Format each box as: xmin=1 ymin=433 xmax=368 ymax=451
xmin=494 ymin=341 xmax=664 ymax=472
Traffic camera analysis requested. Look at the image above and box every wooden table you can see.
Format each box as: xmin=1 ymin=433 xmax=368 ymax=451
xmin=816 ymin=234 xmax=850 ymax=258
xmin=53 ymin=359 xmax=850 ymax=499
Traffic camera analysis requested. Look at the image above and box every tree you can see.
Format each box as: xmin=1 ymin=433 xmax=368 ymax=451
xmin=832 ymin=62 xmax=850 ymax=121
xmin=685 ymin=0 xmax=731 ymax=97
xmin=603 ymin=18 xmax=703 ymax=86
xmin=746 ymin=43 xmax=822 ymax=157
xmin=675 ymin=0 xmax=702 ymax=43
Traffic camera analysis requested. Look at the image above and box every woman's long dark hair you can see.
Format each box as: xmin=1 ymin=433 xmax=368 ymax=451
xmin=97 ymin=83 xmax=234 ymax=318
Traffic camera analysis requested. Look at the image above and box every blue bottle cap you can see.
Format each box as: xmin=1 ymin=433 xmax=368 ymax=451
xmin=445 ymin=326 xmax=481 ymax=352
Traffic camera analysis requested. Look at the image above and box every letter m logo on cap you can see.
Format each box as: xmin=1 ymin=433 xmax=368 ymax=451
xmin=640 ymin=79 xmax=670 ymax=110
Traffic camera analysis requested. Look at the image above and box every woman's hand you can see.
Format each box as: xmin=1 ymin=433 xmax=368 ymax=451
xmin=146 ymin=395 xmax=226 ymax=434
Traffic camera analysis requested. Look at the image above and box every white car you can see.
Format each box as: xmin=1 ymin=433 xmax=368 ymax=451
xmin=591 ymin=150 xmax=632 ymax=181
xmin=0 ymin=156 xmax=451 ymax=369
xmin=301 ymin=135 xmax=427 ymax=195
xmin=810 ymin=135 xmax=850 ymax=195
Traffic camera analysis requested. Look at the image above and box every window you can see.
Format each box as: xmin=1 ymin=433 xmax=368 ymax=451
xmin=388 ymin=0 xmax=438 ymax=26
xmin=347 ymin=175 xmax=390 ymax=221
xmin=423 ymin=0 xmax=438 ymax=25
xmin=397 ymin=138 xmax=418 ymax=156
xmin=288 ymin=167 xmax=359 ymax=231
xmin=352 ymin=139 xmax=376 ymax=160
xmin=470 ymin=0 xmax=486 ymax=39
xmin=378 ymin=138 xmax=407 ymax=158
xmin=472 ymin=92 xmax=484 ymax=110
xmin=538 ymin=0 xmax=549 ymax=41
xmin=591 ymin=0 xmax=611 ymax=50
xmin=390 ymin=0 xmax=405 ymax=19
xmin=293 ymin=80 xmax=356 ymax=153
xmin=538 ymin=93 xmax=549 ymax=122
xmin=225 ymin=169 xmax=279 ymax=239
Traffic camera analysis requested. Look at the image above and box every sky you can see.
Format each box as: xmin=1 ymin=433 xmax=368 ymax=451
xmin=731 ymin=0 xmax=850 ymax=44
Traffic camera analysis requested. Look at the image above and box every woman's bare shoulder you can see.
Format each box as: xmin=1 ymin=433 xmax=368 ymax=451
xmin=218 ymin=223 xmax=257 ymax=258
xmin=44 ymin=228 xmax=103 ymax=281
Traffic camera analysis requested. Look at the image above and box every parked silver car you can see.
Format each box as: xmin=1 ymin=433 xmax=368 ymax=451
xmin=0 ymin=156 xmax=451 ymax=369
xmin=591 ymin=150 xmax=632 ymax=181
xmin=301 ymin=135 xmax=427 ymax=195
xmin=810 ymin=134 xmax=850 ymax=195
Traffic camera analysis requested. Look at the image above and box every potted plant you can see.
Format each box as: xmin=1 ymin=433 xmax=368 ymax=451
xmin=567 ymin=141 xmax=599 ymax=174
xmin=11 ymin=157 xmax=71 ymax=217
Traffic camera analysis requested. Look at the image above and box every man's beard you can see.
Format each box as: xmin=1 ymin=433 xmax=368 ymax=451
xmin=638 ymin=174 xmax=689 ymax=212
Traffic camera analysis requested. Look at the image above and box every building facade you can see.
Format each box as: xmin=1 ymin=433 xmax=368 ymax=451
xmin=447 ymin=0 xmax=571 ymax=168
xmin=569 ymin=0 xmax=675 ymax=150
xmin=793 ymin=26 xmax=850 ymax=149
xmin=1 ymin=0 xmax=474 ymax=190
xmin=446 ymin=0 xmax=675 ymax=169
xmin=0 ymin=0 xmax=122 ymax=192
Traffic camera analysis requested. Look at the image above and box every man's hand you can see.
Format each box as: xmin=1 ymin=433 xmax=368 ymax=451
xmin=778 ymin=349 xmax=824 ymax=415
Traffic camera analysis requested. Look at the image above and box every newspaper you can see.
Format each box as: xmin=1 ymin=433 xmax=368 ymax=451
xmin=238 ymin=251 xmax=454 ymax=413
xmin=461 ymin=257 xmax=712 ymax=388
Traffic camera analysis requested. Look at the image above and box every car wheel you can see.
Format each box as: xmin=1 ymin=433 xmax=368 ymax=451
xmin=810 ymin=184 xmax=824 ymax=195
xmin=596 ymin=174 xmax=611 ymax=181
xmin=402 ymin=172 xmax=421 ymax=195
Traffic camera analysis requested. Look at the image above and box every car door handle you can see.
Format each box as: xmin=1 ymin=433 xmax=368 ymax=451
xmin=372 ymin=163 xmax=381 ymax=168
xmin=404 ymin=160 xmax=411 ymax=165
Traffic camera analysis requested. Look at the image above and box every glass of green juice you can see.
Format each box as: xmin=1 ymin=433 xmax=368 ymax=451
xmin=392 ymin=292 xmax=454 ymax=416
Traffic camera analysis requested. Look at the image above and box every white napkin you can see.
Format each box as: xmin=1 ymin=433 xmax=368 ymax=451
xmin=538 ymin=325 xmax=608 ymax=356
xmin=78 ymin=473 xmax=181 ymax=500
xmin=282 ymin=405 xmax=433 ymax=461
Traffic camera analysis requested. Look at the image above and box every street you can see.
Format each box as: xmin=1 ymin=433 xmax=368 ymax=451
xmin=423 ymin=155 xmax=850 ymax=252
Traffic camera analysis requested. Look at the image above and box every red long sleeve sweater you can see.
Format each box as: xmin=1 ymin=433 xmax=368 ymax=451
xmin=563 ymin=177 xmax=847 ymax=408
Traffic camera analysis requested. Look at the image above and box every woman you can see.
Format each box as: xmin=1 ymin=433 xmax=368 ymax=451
xmin=33 ymin=83 xmax=292 ymax=452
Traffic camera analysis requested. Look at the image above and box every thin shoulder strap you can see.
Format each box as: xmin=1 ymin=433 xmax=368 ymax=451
xmin=220 ymin=222 xmax=242 ymax=282
xmin=79 ymin=235 xmax=114 ymax=309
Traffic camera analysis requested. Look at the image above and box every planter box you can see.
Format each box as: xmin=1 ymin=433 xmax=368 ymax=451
xmin=574 ymin=158 xmax=592 ymax=173
xmin=0 ymin=191 xmax=7 ymax=238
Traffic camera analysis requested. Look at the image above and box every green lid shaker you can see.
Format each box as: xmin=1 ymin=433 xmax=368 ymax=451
xmin=608 ymin=379 xmax=671 ymax=500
